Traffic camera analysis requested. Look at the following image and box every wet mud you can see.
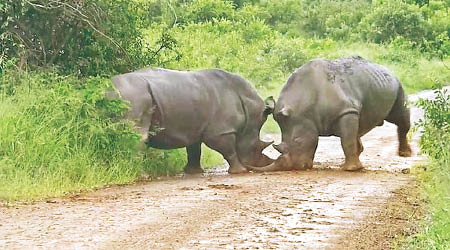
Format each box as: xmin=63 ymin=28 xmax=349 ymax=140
xmin=0 ymin=89 xmax=440 ymax=249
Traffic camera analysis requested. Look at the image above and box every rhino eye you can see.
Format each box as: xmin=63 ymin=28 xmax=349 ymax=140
xmin=293 ymin=137 xmax=303 ymax=146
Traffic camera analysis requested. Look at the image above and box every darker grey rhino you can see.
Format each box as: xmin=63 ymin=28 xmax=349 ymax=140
xmin=111 ymin=68 xmax=274 ymax=174
xmin=253 ymin=57 xmax=412 ymax=172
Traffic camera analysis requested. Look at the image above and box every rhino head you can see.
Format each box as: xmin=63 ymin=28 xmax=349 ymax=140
xmin=236 ymin=96 xmax=275 ymax=168
xmin=250 ymin=97 xmax=319 ymax=172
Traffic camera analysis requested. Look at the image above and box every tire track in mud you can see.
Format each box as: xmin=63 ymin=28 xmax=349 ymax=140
xmin=0 ymin=89 xmax=441 ymax=249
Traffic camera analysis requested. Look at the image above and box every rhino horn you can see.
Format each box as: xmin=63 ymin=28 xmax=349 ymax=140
xmin=273 ymin=143 xmax=282 ymax=153
xmin=248 ymin=162 xmax=284 ymax=172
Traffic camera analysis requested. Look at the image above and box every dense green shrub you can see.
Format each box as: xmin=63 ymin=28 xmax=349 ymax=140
xmin=410 ymin=88 xmax=450 ymax=249
xmin=299 ymin=0 xmax=371 ymax=40
xmin=360 ymin=1 xmax=427 ymax=44
xmin=261 ymin=0 xmax=303 ymax=35
xmin=0 ymin=70 xmax=139 ymax=199
xmin=181 ymin=0 xmax=235 ymax=23
xmin=230 ymin=0 xmax=260 ymax=8
xmin=0 ymin=0 xmax=181 ymax=76
xmin=422 ymin=4 xmax=450 ymax=57
xmin=417 ymin=89 xmax=450 ymax=160
xmin=263 ymin=38 xmax=309 ymax=72
xmin=235 ymin=4 xmax=270 ymax=23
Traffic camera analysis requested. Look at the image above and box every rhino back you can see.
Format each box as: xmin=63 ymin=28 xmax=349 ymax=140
xmin=146 ymin=69 xmax=259 ymax=147
xmin=333 ymin=58 xmax=400 ymax=134
xmin=203 ymin=70 xmax=266 ymax=134
xmin=278 ymin=58 xmax=400 ymax=135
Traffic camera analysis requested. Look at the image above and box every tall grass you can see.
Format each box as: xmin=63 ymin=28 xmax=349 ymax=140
xmin=0 ymin=70 xmax=223 ymax=201
xmin=0 ymin=72 xmax=138 ymax=200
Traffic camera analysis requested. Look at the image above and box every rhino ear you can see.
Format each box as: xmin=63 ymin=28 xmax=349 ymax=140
xmin=264 ymin=96 xmax=275 ymax=115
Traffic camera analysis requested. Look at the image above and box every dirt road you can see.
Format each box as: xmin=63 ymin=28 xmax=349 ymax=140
xmin=0 ymin=90 xmax=440 ymax=249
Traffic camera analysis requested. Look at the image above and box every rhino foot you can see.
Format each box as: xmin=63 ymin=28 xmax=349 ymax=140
xmin=399 ymin=145 xmax=412 ymax=157
xmin=228 ymin=165 xmax=249 ymax=174
xmin=184 ymin=166 xmax=204 ymax=174
xmin=341 ymin=162 xmax=363 ymax=171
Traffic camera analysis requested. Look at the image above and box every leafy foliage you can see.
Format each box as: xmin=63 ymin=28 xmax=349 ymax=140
xmin=181 ymin=0 xmax=235 ymax=23
xmin=417 ymin=89 xmax=450 ymax=160
xmin=411 ymin=88 xmax=450 ymax=249
xmin=360 ymin=1 xmax=427 ymax=44
xmin=0 ymin=70 xmax=139 ymax=200
xmin=0 ymin=0 xmax=181 ymax=76
xmin=299 ymin=0 xmax=370 ymax=40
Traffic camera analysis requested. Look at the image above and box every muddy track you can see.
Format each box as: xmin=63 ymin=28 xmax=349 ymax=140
xmin=0 ymin=90 xmax=442 ymax=250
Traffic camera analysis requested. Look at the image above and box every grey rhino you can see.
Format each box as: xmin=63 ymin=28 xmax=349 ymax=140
xmin=254 ymin=57 xmax=412 ymax=172
xmin=111 ymin=68 xmax=274 ymax=174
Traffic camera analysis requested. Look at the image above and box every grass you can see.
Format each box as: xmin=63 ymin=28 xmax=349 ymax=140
xmin=400 ymin=89 xmax=450 ymax=249
xmin=0 ymin=75 xmax=139 ymax=201
xmin=0 ymin=72 xmax=222 ymax=201
xmin=406 ymin=161 xmax=450 ymax=249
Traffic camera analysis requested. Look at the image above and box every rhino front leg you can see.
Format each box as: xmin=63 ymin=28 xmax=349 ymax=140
xmin=184 ymin=142 xmax=204 ymax=174
xmin=339 ymin=114 xmax=363 ymax=171
xmin=204 ymin=133 xmax=248 ymax=174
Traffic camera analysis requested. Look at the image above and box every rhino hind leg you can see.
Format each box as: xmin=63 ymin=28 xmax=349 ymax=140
xmin=385 ymin=86 xmax=412 ymax=157
xmin=184 ymin=142 xmax=204 ymax=174
xmin=339 ymin=114 xmax=363 ymax=171
xmin=204 ymin=133 xmax=248 ymax=174
xmin=357 ymin=137 xmax=364 ymax=156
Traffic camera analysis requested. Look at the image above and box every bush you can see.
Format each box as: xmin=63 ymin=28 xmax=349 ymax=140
xmin=0 ymin=70 xmax=139 ymax=200
xmin=417 ymin=88 xmax=450 ymax=160
xmin=0 ymin=0 xmax=181 ymax=76
xmin=262 ymin=0 xmax=303 ymax=35
xmin=360 ymin=1 xmax=427 ymax=44
xmin=182 ymin=0 xmax=235 ymax=23
xmin=375 ymin=37 xmax=421 ymax=66
xmin=241 ymin=20 xmax=272 ymax=42
xmin=422 ymin=5 xmax=450 ymax=57
xmin=410 ymin=88 xmax=450 ymax=249
xmin=230 ymin=0 xmax=260 ymax=8
xmin=235 ymin=4 xmax=270 ymax=23
xmin=299 ymin=0 xmax=370 ymax=40
xmin=263 ymin=38 xmax=310 ymax=72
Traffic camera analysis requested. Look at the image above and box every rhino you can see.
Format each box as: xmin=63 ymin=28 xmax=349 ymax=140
xmin=111 ymin=68 xmax=274 ymax=174
xmin=253 ymin=57 xmax=412 ymax=172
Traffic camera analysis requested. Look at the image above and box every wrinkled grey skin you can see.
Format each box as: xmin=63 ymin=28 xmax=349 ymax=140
xmin=111 ymin=68 xmax=274 ymax=174
xmin=253 ymin=57 xmax=412 ymax=172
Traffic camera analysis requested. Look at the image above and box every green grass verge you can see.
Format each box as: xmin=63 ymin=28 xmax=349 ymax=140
xmin=401 ymin=89 xmax=450 ymax=249
xmin=407 ymin=161 xmax=450 ymax=249
xmin=0 ymin=72 xmax=223 ymax=201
